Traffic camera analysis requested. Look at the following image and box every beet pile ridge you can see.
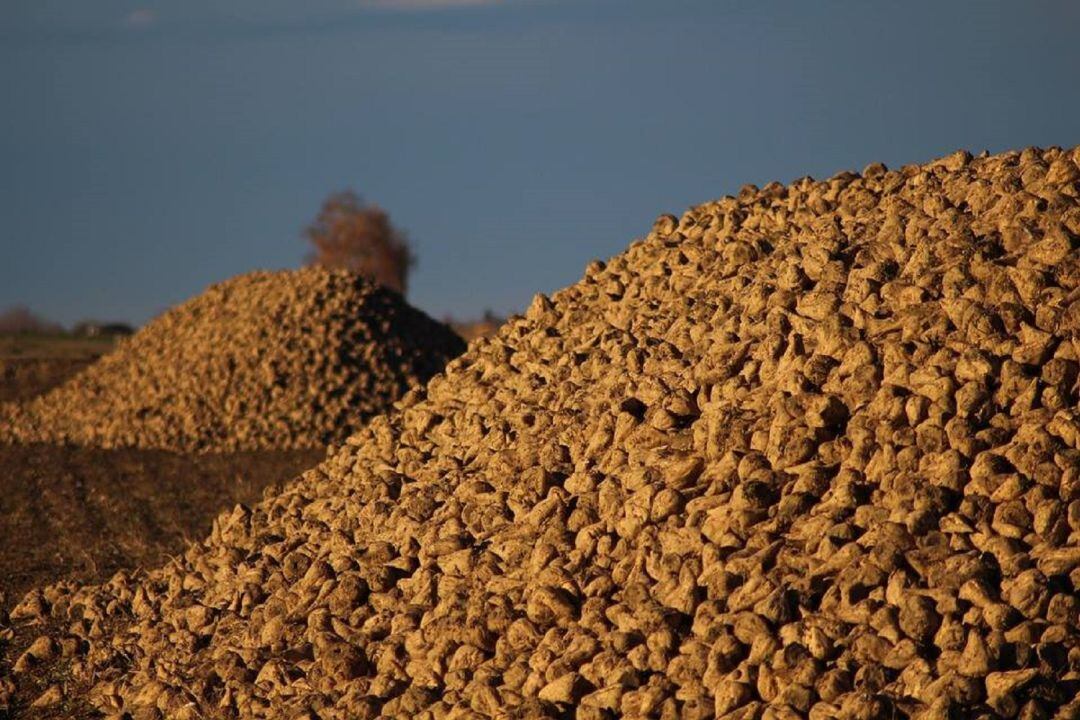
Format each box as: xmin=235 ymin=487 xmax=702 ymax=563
xmin=7 ymin=146 xmax=1080 ymax=719
xmin=0 ymin=267 xmax=465 ymax=453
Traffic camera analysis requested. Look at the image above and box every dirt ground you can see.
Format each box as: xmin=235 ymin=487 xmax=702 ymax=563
xmin=0 ymin=447 xmax=324 ymax=719
xmin=0 ymin=444 xmax=323 ymax=614
xmin=0 ymin=334 xmax=115 ymax=360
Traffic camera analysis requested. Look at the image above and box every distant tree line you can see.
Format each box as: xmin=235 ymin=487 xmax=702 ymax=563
xmin=0 ymin=306 xmax=132 ymax=337
xmin=0 ymin=306 xmax=63 ymax=335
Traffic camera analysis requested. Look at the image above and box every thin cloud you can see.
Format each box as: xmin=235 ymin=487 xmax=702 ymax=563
xmin=124 ymin=9 xmax=157 ymax=29
xmin=360 ymin=0 xmax=501 ymax=10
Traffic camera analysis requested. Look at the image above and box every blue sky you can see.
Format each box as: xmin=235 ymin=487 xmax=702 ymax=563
xmin=2 ymin=0 xmax=1078 ymax=325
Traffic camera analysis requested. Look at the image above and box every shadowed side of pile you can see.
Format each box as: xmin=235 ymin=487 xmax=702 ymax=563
xmin=6 ymin=147 xmax=1080 ymax=719
xmin=0 ymin=267 xmax=466 ymax=453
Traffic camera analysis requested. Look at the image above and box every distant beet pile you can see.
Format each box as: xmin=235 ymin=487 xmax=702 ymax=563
xmin=0 ymin=268 xmax=465 ymax=452
xmin=5 ymin=147 xmax=1080 ymax=719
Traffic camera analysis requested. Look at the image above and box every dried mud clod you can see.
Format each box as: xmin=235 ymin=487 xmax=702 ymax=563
xmin=0 ymin=268 xmax=466 ymax=453
xmin=5 ymin=146 xmax=1080 ymax=719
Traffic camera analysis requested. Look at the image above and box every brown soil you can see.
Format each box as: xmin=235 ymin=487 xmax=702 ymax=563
xmin=0 ymin=445 xmax=323 ymax=614
xmin=5 ymin=146 xmax=1080 ymax=719
xmin=0 ymin=335 xmax=114 ymax=362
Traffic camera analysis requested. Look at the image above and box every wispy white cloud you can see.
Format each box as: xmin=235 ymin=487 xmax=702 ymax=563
xmin=360 ymin=0 xmax=501 ymax=10
xmin=124 ymin=8 xmax=156 ymax=29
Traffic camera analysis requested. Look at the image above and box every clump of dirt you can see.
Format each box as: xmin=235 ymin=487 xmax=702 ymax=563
xmin=0 ymin=268 xmax=465 ymax=452
xmin=5 ymin=146 xmax=1080 ymax=719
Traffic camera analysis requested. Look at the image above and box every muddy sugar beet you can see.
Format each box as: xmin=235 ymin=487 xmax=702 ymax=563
xmin=0 ymin=267 xmax=465 ymax=453
xmin=5 ymin=146 xmax=1080 ymax=718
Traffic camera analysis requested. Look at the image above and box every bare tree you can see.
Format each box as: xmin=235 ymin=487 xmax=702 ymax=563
xmin=0 ymin=305 xmax=63 ymax=334
xmin=304 ymin=190 xmax=416 ymax=296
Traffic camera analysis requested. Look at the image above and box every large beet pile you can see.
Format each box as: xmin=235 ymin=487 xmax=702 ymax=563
xmin=6 ymin=147 xmax=1080 ymax=718
xmin=0 ymin=267 xmax=465 ymax=452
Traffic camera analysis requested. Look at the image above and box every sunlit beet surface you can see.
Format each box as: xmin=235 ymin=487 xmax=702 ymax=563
xmin=4 ymin=146 xmax=1080 ymax=719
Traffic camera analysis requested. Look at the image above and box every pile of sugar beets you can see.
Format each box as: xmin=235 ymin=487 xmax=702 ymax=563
xmin=0 ymin=267 xmax=465 ymax=453
xmin=4 ymin=146 xmax=1080 ymax=719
